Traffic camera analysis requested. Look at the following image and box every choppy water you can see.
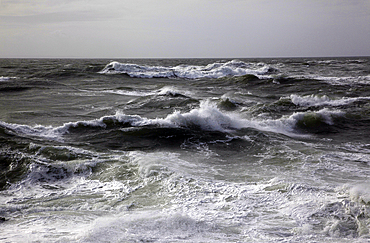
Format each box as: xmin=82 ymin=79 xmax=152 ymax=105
xmin=0 ymin=57 xmax=370 ymax=242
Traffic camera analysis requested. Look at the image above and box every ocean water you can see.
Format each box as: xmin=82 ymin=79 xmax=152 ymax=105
xmin=0 ymin=57 xmax=370 ymax=242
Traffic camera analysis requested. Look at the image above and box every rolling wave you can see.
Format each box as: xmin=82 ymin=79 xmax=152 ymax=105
xmin=289 ymin=94 xmax=370 ymax=107
xmin=99 ymin=60 xmax=278 ymax=79
xmin=0 ymin=76 xmax=17 ymax=81
xmin=0 ymin=99 xmax=347 ymax=144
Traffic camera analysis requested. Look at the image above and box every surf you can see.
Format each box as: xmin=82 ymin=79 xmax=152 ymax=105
xmin=99 ymin=59 xmax=277 ymax=79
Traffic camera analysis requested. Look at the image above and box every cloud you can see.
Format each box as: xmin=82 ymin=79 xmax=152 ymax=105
xmin=0 ymin=0 xmax=128 ymax=22
xmin=0 ymin=0 xmax=369 ymax=58
xmin=1 ymin=11 xmax=107 ymax=25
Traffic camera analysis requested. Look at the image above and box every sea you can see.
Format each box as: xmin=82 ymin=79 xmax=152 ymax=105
xmin=0 ymin=57 xmax=370 ymax=242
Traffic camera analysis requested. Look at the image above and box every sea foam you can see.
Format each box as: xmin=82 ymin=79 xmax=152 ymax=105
xmin=0 ymin=99 xmax=346 ymax=143
xmin=99 ymin=60 xmax=276 ymax=79
xmin=0 ymin=76 xmax=17 ymax=81
xmin=290 ymin=94 xmax=370 ymax=107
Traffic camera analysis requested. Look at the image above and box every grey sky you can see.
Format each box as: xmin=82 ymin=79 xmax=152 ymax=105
xmin=1 ymin=0 xmax=369 ymax=58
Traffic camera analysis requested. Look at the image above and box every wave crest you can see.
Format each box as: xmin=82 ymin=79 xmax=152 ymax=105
xmin=290 ymin=94 xmax=370 ymax=107
xmin=0 ymin=100 xmax=348 ymax=145
xmin=99 ymin=60 xmax=277 ymax=79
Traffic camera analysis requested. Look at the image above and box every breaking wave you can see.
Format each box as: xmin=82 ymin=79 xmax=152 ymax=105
xmin=0 ymin=100 xmax=347 ymax=144
xmin=99 ymin=60 xmax=277 ymax=79
xmin=0 ymin=76 xmax=17 ymax=82
xmin=289 ymin=94 xmax=370 ymax=107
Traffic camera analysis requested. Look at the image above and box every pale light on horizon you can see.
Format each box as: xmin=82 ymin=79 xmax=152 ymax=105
xmin=1 ymin=0 xmax=369 ymax=58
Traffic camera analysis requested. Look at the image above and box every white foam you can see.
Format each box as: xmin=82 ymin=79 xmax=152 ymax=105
xmin=99 ymin=60 xmax=276 ymax=79
xmin=0 ymin=76 xmax=17 ymax=81
xmin=290 ymin=74 xmax=370 ymax=85
xmin=2 ymin=140 xmax=368 ymax=242
xmin=130 ymin=151 xmax=172 ymax=178
xmin=158 ymin=100 xmax=330 ymax=137
xmin=100 ymin=89 xmax=156 ymax=97
xmin=350 ymin=184 xmax=370 ymax=204
xmin=321 ymin=75 xmax=370 ymax=85
xmin=0 ymin=99 xmax=346 ymax=144
xmin=0 ymin=114 xmax=148 ymax=141
xmin=290 ymin=94 xmax=370 ymax=107
xmin=157 ymin=86 xmax=191 ymax=97
xmin=0 ymin=121 xmax=59 ymax=139
xmin=287 ymin=108 xmax=344 ymax=126
xmin=0 ymin=76 xmax=9 ymax=81
xmin=161 ymin=100 xmax=239 ymax=131
xmin=80 ymin=86 xmax=190 ymax=98
xmin=83 ymin=210 xmax=221 ymax=242
xmin=79 ymin=169 xmax=273 ymax=242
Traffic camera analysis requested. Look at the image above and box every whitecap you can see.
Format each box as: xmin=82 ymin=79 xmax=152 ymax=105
xmin=350 ymin=184 xmax=370 ymax=204
xmin=100 ymin=89 xmax=156 ymax=97
xmin=160 ymin=100 xmax=238 ymax=131
xmin=99 ymin=60 xmax=278 ymax=79
xmin=157 ymin=86 xmax=190 ymax=97
xmin=1 ymin=101 xmax=345 ymax=143
xmin=0 ymin=121 xmax=59 ymax=140
xmin=290 ymin=94 xmax=370 ymax=107
xmin=0 ymin=76 xmax=17 ymax=81
xmin=287 ymin=108 xmax=345 ymax=126
xmin=289 ymin=74 xmax=370 ymax=85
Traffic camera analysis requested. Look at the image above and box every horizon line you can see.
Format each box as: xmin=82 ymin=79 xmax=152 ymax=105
xmin=1 ymin=55 xmax=370 ymax=59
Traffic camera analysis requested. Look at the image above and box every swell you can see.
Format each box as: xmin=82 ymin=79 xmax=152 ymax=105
xmin=1 ymin=91 xmax=369 ymax=189
xmin=0 ymin=122 xmax=101 ymax=190
xmin=99 ymin=60 xmax=278 ymax=79
xmin=0 ymin=145 xmax=31 ymax=190
xmin=98 ymin=58 xmax=370 ymax=90
xmin=1 ymin=97 xmax=359 ymax=147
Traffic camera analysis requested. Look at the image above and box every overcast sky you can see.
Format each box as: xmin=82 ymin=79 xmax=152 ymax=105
xmin=1 ymin=0 xmax=369 ymax=58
